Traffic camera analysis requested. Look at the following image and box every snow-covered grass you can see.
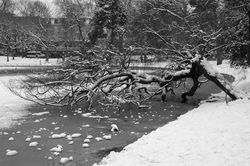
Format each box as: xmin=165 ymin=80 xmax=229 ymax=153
xmin=95 ymin=60 xmax=250 ymax=166
xmin=0 ymin=56 xmax=62 ymax=66
xmin=130 ymin=61 xmax=170 ymax=68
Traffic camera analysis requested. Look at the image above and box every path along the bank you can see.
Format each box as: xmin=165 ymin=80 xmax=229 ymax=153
xmin=0 ymin=73 xmax=234 ymax=166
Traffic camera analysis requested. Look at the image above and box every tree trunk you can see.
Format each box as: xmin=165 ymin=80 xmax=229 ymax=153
xmin=247 ymin=10 xmax=250 ymax=66
xmin=216 ymin=50 xmax=223 ymax=65
xmin=203 ymin=69 xmax=237 ymax=100
xmin=181 ymin=78 xmax=199 ymax=103
xmin=12 ymin=49 xmax=16 ymax=60
xmin=216 ymin=54 xmax=222 ymax=65
xmin=45 ymin=49 xmax=49 ymax=62
xmin=118 ymin=33 xmax=124 ymax=52
xmin=110 ymin=28 xmax=115 ymax=46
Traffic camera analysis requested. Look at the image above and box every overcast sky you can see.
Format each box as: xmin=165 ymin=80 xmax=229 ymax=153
xmin=39 ymin=0 xmax=58 ymax=16
xmin=40 ymin=0 xmax=54 ymax=6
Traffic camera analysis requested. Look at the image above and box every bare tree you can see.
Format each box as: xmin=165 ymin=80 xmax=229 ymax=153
xmin=0 ymin=0 xmax=16 ymax=13
xmin=17 ymin=0 xmax=51 ymax=18
xmin=54 ymin=0 xmax=92 ymax=42
xmin=0 ymin=10 xmax=50 ymax=61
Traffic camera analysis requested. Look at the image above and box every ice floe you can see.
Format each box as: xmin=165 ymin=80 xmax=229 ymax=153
xmin=6 ymin=149 xmax=18 ymax=156
xmin=87 ymin=135 xmax=93 ymax=139
xmin=51 ymin=133 xmax=66 ymax=139
xmin=71 ymin=133 xmax=81 ymax=138
xmin=25 ymin=137 xmax=31 ymax=142
xmin=50 ymin=145 xmax=63 ymax=152
xmin=60 ymin=156 xmax=73 ymax=164
xmin=82 ymin=143 xmax=89 ymax=148
xmin=32 ymin=112 xmax=50 ymax=116
xmin=84 ymin=138 xmax=90 ymax=143
xmin=95 ymin=137 xmax=103 ymax=142
xmin=29 ymin=142 xmax=38 ymax=147
xmin=33 ymin=135 xmax=41 ymax=139
xmin=8 ymin=137 xmax=14 ymax=141
xmin=103 ymin=135 xmax=112 ymax=140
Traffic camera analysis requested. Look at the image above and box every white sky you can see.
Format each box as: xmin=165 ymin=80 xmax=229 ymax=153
xmin=39 ymin=0 xmax=58 ymax=16
xmin=15 ymin=0 xmax=58 ymax=16
xmin=39 ymin=0 xmax=54 ymax=6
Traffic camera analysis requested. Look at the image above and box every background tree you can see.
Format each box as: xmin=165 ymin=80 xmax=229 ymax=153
xmin=0 ymin=15 xmax=46 ymax=61
xmin=1 ymin=0 xmax=50 ymax=62
xmin=54 ymin=0 xmax=93 ymax=42
xmin=189 ymin=0 xmax=224 ymax=64
xmin=88 ymin=0 xmax=127 ymax=49
xmin=0 ymin=0 xmax=16 ymax=13
xmin=17 ymin=0 xmax=51 ymax=18
xmin=219 ymin=0 xmax=250 ymax=67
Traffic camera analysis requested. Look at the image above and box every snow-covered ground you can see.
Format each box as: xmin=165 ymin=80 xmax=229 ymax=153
xmin=0 ymin=56 xmax=61 ymax=66
xmin=0 ymin=76 xmax=31 ymax=129
xmin=95 ymin=60 xmax=250 ymax=166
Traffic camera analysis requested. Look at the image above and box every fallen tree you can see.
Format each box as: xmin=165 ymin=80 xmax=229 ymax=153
xmin=8 ymin=51 xmax=248 ymax=109
xmin=7 ymin=0 xmax=249 ymax=109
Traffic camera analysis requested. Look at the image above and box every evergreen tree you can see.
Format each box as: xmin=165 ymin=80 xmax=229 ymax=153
xmin=222 ymin=0 xmax=250 ymax=66
xmin=88 ymin=0 xmax=127 ymax=46
xmin=129 ymin=0 xmax=188 ymax=48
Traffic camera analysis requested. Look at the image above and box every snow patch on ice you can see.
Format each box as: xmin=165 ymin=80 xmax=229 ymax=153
xmin=95 ymin=137 xmax=103 ymax=142
xmin=60 ymin=156 xmax=73 ymax=164
xmin=6 ymin=149 xmax=18 ymax=156
xmin=32 ymin=111 xmax=50 ymax=116
xmin=103 ymin=135 xmax=112 ymax=140
xmin=8 ymin=137 xmax=14 ymax=141
xmin=0 ymin=76 xmax=32 ymax=129
xmin=29 ymin=142 xmax=38 ymax=147
xmin=84 ymin=138 xmax=90 ymax=143
xmin=71 ymin=133 xmax=81 ymax=138
xmin=50 ymin=145 xmax=63 ymax=152
xmin=87 ymin=135 xmax=93 ymax=139
xmin=82 ymin=143 xmax=89 ymax=148
xmin=33 ymin=135 xmax=41 ymax=139
xmin=51 ymin=133 xmax=66 ymax=139
xmin=25 ymin=137 xmax=31 ymax=142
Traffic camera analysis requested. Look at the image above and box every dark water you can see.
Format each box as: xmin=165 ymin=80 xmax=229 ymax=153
xmin=0 ymin=74 xmax=234 ymax=166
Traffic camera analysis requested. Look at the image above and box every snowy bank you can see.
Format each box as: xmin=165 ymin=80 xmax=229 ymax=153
xmin=95 ymin=61 xmax=250 ymax=166
xmin=0 ymin=76 xmax=31 ymax=129
xmin=0 ymin=56 xmax=61 ymax=67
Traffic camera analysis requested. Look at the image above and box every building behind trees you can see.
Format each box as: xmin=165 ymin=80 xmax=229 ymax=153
xmin=0 ymin=11 xmax=90 ymax=58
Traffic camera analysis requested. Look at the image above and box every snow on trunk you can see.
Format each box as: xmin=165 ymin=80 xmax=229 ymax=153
xmin=201 ymin=58 xmax=248 ymax=100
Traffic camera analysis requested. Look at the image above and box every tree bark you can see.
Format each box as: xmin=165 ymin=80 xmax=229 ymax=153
xmin=216 ymin=50 xmax=223 ymax=65
xmin=181 ymin=78 xmax=199 ymax=103
xmin=45 ymin=48 xmax=49 ymax=62
xmin=202 ymin=69 xmax=237 ymax=100
xmin=110 ymin=28 xmax=115 ymax=46
xmin=247 ymin=10 xmax=250 ymax=66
